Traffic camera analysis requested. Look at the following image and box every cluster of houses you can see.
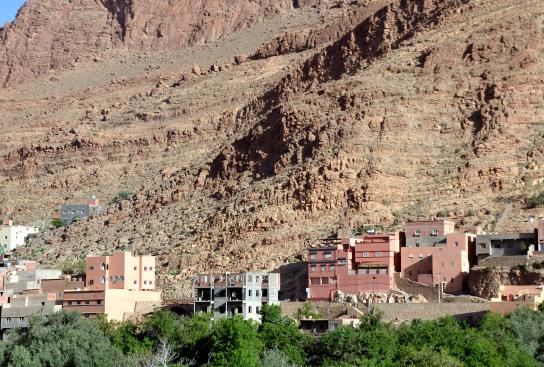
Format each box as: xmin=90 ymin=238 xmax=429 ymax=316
xmin=4 ymin=202 xmax=544 ymax=332
xmin=0 ymin=249 xmax=160 ymax=338
xmin=306 ymin=218 xmax=544 ymax=313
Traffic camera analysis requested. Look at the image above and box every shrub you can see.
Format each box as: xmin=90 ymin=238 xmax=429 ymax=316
xmin=527 ymin=192 xmax=544 ymax=208
xmin=50 ymin=218 xmax=63 ymax=228
xmin=111 ymin=190 xmax=134 ymax=204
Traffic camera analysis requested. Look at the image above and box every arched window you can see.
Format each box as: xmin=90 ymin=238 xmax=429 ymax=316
xmin=100 ymin=276 xmax=105 ymax=284
xmin=101 ymin=263 xmax=106 ymax=270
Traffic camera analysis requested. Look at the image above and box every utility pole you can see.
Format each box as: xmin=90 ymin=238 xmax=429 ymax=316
xmin=437 ymin=273 xmax=441 ymax=303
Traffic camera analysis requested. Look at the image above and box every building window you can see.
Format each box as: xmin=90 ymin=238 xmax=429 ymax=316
xmin=322 ymin=277 xmax=330 ymax=285
xmin=451 ymin=261 xmax=455 ymax=267
xmin=321 ymin=265 xmax=326 ymax=272
xmin=89 ymin=266 xmax=94 ymax=271
xmin=414 ymin=230 xmax=421 ymax=237
xmin=256 ymin=290 xmax=260 ymax=297
xmin=85 ymin=301 xmax=90 ymax=305
xmin=418 ymin=255 xmax=423 ymax=261
xmin=415 ymin=243 xmax=420 ymax=247
xmin=134 ymin=266 xmax=137 ymax=270
xmin=248 ymin=290 xmax=252 ymax=297
xmin=330 ymin=277 xmax=337 ymax=284
xmin=89 ymin=280 xmax=94 ymax=285
xmin=77 ymin=301 xmax=81 ymax=305
xmin=149 ymin=281 xmax=153 ymax=285
xmin=101 ymin=263 xmax=106 ymax=270
xmin=150 ymin=267 xmax=153 ymax=271
xmin=362 ymin=252 xmax=369 ymax=258
xmin=479 ymin=243 xmax=486 ymax=249
xmin=493 ymin=243 xmax=501 ymax=249
xmin=310 ymin=253 xmax=317 ymax=260
xmin=256 ymin=306 xmax=260 ymax=314
xmin=133 ymin=280 xmax=137 ymax=284
xmin=310 ymin=278 xmax=320 ymax=286
xmin=375 ymin=251 xmax=382 ymax=257
xmin=441 ymin=261 xmax=445 ymax=267
xmin=310 ymin=265 xmax=316 ymax=272
xmin=144 ymin=266 xmax=148 ymax=271
xmin=330 ymin=265 xmax=336 ymax=271
xmin=248 ymin=306 xmax=252 ymax=313
xmin=68 ymin=301 xmax=73 ymax=305
xmin=324 ymin=251 xmax=332 ymax=259
xmin=143 ymin=280 xmax=147 ymax=285
xmin=454 ymin=241 xmax=459 ymax=247
xmin=109 ymin=276 xmax=113 ymax=283
xmin=338 ymin=258 xmax=347 ymax=265
xmin=5 ymin=318 xmax=10 ymax=324
xmin=100 ymin=276 xmax=105 ymax=284
xmin=431 ymin=229 xmax=438 ymax=236
xmin=97 ymin=300 xmax=102 ymax=305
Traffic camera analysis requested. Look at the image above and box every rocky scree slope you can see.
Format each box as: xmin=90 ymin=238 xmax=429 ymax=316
xmin=0 ymin=0 xmax=323 ymax=88
xmin=2 ymin=0 xmax=543 ymax=297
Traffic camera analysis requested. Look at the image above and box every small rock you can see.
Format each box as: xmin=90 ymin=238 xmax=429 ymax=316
xmin=192 ymin=64 xmax=201 ymax=76
xmin=234 ymin=54 xmax=248 ymax=64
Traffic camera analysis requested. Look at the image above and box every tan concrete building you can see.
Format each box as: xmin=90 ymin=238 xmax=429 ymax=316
xmin=63 ymin=252 xmax=161 ymax=321
xmin=490 ymin=285 xmax=544 ymax=314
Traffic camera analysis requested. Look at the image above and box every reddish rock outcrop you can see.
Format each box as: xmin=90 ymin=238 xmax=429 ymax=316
xmin=0 ymin=0 xmax=310 ymax=87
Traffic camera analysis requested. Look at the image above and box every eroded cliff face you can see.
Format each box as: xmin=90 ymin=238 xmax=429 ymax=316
xmin=0 ymin=0 xmax=303 ymax=87
xmin=1 ymin=0 xmax=543 ymax=297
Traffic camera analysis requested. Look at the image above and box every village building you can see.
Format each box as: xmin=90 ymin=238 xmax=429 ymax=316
xmin=306 ymin=231 xmax=400 ymax=301
xmin=0 ymin=292 xmax=60 ymax=337
xmin=60 ymin=195 xmax=104 ymax=225
xmin=475 ymin=232 xmax=536 ymax=262
xmin=490 ymin=285 xmax=544 ymax=314
xmin=0 ymin=220 xmax=39 ymax=252
xmin=62 ymin=251 xmax=161 ymax=321
xmin=194 ymin=272 xmax=280 ymax=322
xmin=400 ymin=220 xmax=475 ymax=293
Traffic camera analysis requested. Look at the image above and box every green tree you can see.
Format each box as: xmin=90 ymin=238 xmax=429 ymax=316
xmin=396 ymin=345 xmax=463 ymax=367
xmin=259 ymin=305 xmax=312 ymax=365
xmin=209 ymin=316 xmax=263 ymax=367
xmin=96 ymin=316 xmax=152 ymax=356
xmin=0 ymin=311 xmax=121 ymax=367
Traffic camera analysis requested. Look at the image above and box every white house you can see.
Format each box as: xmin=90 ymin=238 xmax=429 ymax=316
xmin=0 ymin=220 xmax=39 ymax=252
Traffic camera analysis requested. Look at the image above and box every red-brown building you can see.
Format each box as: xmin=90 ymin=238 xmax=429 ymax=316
xmin=400 ymin=220 xmax=476 ymax=293
xmin=307 ymin=232 xmax=400 ymax=301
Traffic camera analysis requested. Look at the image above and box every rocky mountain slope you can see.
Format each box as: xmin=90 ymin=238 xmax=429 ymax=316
xmin=0 ymin=0 xmax=320 ymax=88
xmin=1 ymin=0 xmax=543 ymax=297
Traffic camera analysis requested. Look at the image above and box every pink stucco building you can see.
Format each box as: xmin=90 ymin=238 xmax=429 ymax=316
xmin=63 ymin=252 xmax=161 ymax=320
xmin=400 ymin=220 xmax=476 ymax=293
xmin=307 ymin=233 xmax=400 ymax=301
xmin=85 ymin=251 xmax=156 ymax=291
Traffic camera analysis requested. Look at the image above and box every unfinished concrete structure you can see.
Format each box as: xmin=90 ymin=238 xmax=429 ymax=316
xmin=194 ymin=272 xmax=280 ymax=322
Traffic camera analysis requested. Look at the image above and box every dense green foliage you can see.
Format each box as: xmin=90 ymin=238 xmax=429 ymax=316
xmin=50 ymin=218 xmax=63 ymax=229
xmin=1 ymin=305 xmax=543 ymax=366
